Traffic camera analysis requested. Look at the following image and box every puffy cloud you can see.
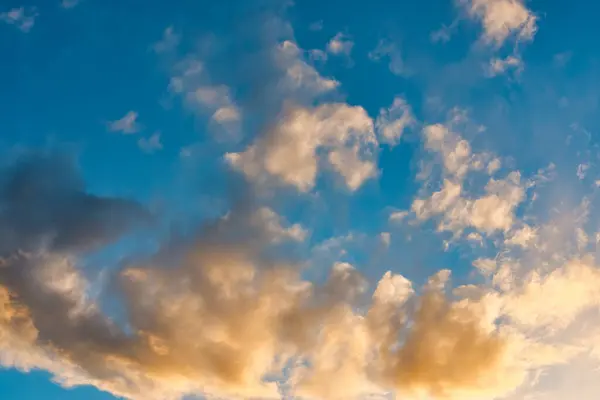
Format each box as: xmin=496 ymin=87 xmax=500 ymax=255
xmin=408 ymin=113 xmax=535 ymax=238
xmin=327 ymin=32 xmax=354 ymax=56
xmin=2 ymin=154 xmax=600 ymax=400
xmin=488 ymin=157 xmax=501 ymax=174
xmin=250 ymin=207 xmax=308 ymax=243
xmin=460 ymin=0 xmax=537 ymax=46
xmin=505 ymin=224 xmax=538 ymax=248
xmin=422 ymin=122 xmax=482 ymax=179
xmin=0 ymin=154 xmax=151 ymax=254
xmin=188 ymin=85 xmax=242 ymax=137
xmin=226 ymin=103 xmax=377 ymax=191
xmin=108 ymin=111 xmax=142 ymax=134
xmin=168 ymin=58 xmax=242 ymax=140
xmin=0 ymin=6 xmax=37 ymax=32
xmin=276 ymin=40 xmax=339 ymax=96
xmin=413 ymin=170 xmax=526 ymax=236
xmin=375 ymin=96 xmax=416 ymax=146
xmin=502 ymin=258 xmax=600 ymax=331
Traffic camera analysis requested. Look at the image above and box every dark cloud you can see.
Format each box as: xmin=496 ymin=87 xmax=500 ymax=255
xmin=0 ymin=153 xmax=152 ymax=255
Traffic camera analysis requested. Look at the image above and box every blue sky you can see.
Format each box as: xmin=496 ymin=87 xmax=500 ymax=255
xmin=2 ymin=0 xmax=600 ymax=399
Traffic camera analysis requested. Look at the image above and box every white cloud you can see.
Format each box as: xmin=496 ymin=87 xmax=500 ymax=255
xmin=138 ymin=132 xmax=163 ymax=154
xmin=487 ymin=55 xmax=523 ymax=77
xmin=433 ymin=172 xmax=524 ymax=235
xmin=412 ymin=179 xmax=463 ymax=221
xmin=488 ymin=158 xmax=501 ymax=174
xmin=277 ymin=40 xmax=339 ymax=95
xmin=0 ymin=7 xmax=38 ymax=32
xmin=577 ymin=163 xmax=590 ymax=180
xmin=410 ymin=115 xmax=530 ymax=237
xmin=389 ymin=210 xmax=409 ymax=222
xmin=108 ymin=111 xmax=141 ymax=134
xmin=153 ymin=26 xmax=180 ymax=53
xmin=251 ymin=207 xmax=308 ymax=243
xmin=327 ymin=32 xmax=354 ymax=56
xmin=189 ymin=85 xmax=242 ymax=132
xmin=422 ymin=123 xmax=476 ymax=179
xmin=460 ymin=0 xmax=537 ymax=46
xmin=168 ymin=59 xmax=242 ymax=139
xmin=505 ymin=224 xmax=537 ymax=247
xmin=379 ymin=232 xmax=391 ymax=247
xmin=375 ymin=96 xmax=416 ymax=146
xmin=61 ymin=0 xmax=81 ymax=9
xmin=226 ymin=103 xmax=377 ymax=192
xmin=368 ymin=39 xmax=408 ymax=76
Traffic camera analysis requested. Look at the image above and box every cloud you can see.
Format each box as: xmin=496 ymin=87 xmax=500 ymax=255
xmin=108 ymin=111 xmax=142 ymax=134
xmin=486 ymin=55 xmax=523 ymax=77
xmin=327 ymin=32 xmax=354 ymax=56
xmin=412 ymin=163 xmax=526 ymax=237
xmin=138 ymin=132 xmax=163 ymax=154
xmin=309 ymin=20 xmax=323 ymax=31
xmin=226 ymin=103 xmax=377 ymax=192
xmin=188 ymin=85 xmax=242 ymax=137
xmin=368 ymin=39 xmax=409 ymax=76
xmin=577 ymin=163 xmax=590 ymax=180
xmin=276 ymin=40 xmax=339 ymax=96
xmin=61 ymin=0 xmax=81 ymax=9
xmin=168 ymin=59 xmax=242 ymax=140
xmin=460 ymin=0 xmax=537 ymax=46
xmin=0 ymin=7 xmax=38 ymax=32
xmin=379 ymin=232 xmax=391 ymax=247
xmin=1 ymin=152 xmax=600 ymax=400
xmin=0 ymin=154 xmax=151 ymax=254
xmin=405 ymin=111 xmax=542 ymax=239
xmin=375 ymin=96 xmax=416 ymax=146
xmin=250 ymin=207 xmax=308 ymax=243
xmin=430 ymin=20 xmax=459 ymax=43
xmin=389 ymin=210 xmax=409 ymax=222
xmin=309 ymin=49 xmax=328 ymax=62
xmin=153 ymin=26 xmax=180 ymax=53
xmin=553 ymin=51 xmax=573 ymax=68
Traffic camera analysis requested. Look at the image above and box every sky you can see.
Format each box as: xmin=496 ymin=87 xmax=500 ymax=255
xmin=2 ymin=0 xmax=600 ymax=399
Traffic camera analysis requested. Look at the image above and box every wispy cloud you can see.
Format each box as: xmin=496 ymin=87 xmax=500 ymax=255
xmin=61 ymin=0 xmax=81 ymax=9
xmin=153 ymin=26 xmax=180 ymax=53
xmin=108 ymin=111 xmax=142 ymax=134
xmin=308 ymin=20 xmax=323 ymax=31
xmin=0 ymin=6 xmax=38 ymax=32
xmin=326 ymin=32 xmax=354 ymax=56
xmin=486 ymin=54 xmax=524 ymax=77
xmin=368 ymin=39 xmax=409 ymax=77
xmin=137 ymin=132 xmax=163 ymax=154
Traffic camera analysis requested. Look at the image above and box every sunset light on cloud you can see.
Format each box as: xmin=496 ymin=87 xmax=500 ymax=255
xmin=2 ymin=0 xmax=600 ymax=399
